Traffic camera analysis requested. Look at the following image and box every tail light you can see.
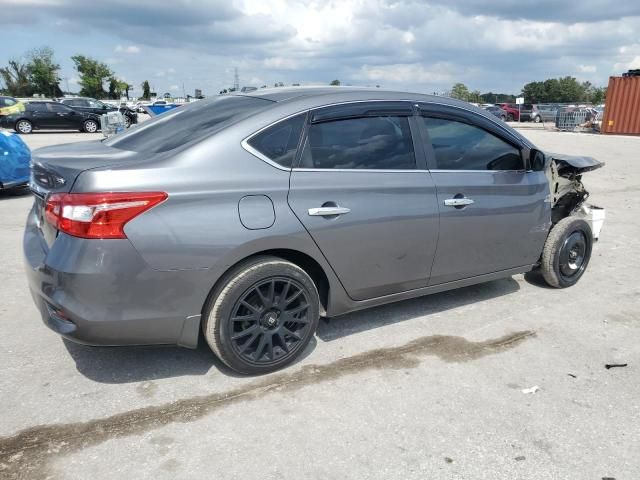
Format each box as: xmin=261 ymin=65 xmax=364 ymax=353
xmin=45 ymin=192 xmax=168 ymax=239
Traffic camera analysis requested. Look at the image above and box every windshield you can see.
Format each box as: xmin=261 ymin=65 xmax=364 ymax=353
xmin=104 ymin=95 xmax=273 ymax=153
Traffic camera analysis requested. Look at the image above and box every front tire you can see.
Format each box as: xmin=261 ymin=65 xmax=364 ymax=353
xmin=507 ymin=114 xmax=514 ymax=122
xmin=533 ymin=115 xmax=542 ymax=123
xmin=540 ymin=217 xmax=593 ymax=288
xmin=15 ymin=119 xmax=32 ymax=134
xmin=203 ymin=256 xmax=320 ymax=375
xmin=83 ymin=119 xmax=98 ymax=133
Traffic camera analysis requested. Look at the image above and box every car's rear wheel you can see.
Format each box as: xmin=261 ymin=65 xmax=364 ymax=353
xmin=533 ymin=115 xmax=542 ymax=123
xmin=15 ymin=119 xmax=32 ymax=134
xmin=124 ymin=115 xmax=131 ymax=128
xmin=507 ymin=114 xmax=514 ymax=122
xmin=203 ymin=256 xmax=320 ymax=375
xmin=83 ymin=119 xmax=98 ymax=133
xmin=540 ymin=217 xmax=593 ymax=288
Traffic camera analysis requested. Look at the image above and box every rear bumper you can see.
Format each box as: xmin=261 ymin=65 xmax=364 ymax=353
xmin=23 ymin=206 xmax=204 ymax=348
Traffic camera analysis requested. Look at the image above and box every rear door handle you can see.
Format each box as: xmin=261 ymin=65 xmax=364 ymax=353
xmin=308 ymin=206 xmax=351 ymax=216
xmin=443 ymin=198 xmax=474 ymax=207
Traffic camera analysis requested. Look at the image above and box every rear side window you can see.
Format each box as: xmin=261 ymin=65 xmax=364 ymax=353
xmin=27 ymin=102 xmax=47 ymax=112
xmin=422 ymin=117 xmax=523 ymax=171
xmin=0 ymin=97 xmax=16 ymax=107
xmin=105 ymin=96 xmax=273 ymax=153
xmin=247 ymin=113 xmax=305 ymax=168
xmin=300 ymin=116 xmax=415 ymax=170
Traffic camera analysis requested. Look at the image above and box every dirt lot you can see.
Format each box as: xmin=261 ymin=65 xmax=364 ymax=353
xmin=1 ymin=129 xmax=639 ymax=479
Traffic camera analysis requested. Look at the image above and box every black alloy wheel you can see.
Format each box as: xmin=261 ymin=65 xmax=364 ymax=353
xmin=229 ymin=277 xmax=312 ymax=365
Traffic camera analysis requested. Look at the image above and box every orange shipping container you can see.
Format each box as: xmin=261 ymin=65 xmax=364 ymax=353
xmin=601 ymin=75 xmax=640 ymax=135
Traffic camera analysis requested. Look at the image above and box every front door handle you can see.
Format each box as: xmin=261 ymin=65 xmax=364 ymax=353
xmin=444 ymin=198 xmax=474 ymax=207
xmin=308 ymin=206 xmax=351 ymax=216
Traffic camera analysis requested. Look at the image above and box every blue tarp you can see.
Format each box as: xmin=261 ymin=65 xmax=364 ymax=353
xmin=0 ymin=129 xmax=31 ymax=189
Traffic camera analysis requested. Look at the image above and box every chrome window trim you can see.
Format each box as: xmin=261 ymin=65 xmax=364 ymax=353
xmin=429 ymin=169 xmax=528 ymax=174
xmin=241 ymin=98 xmax=532 ymax=171
xmin=292 ymin=168 xmax=430 ymax=173
xmin=241 ymin=109 xmax=309 ymax=171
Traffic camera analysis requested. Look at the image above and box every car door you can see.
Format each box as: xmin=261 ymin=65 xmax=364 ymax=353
xmin=46 ymin=103 xmax=78 ymax=129
xmin=416 ymin=104 xmax=550 ymax=285
xmin=287 ymin=102 xmax=440 ymax=301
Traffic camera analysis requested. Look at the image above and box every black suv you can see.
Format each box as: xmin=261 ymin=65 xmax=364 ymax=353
xmin=0 ymin=101 xmax=101 ymax=134
xmin=59 ymin=97 xmax=138 ymax=127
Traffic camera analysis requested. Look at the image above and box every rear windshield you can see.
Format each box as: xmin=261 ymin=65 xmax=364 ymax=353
xmin=105 ymin=95 xmax=273 ymax=153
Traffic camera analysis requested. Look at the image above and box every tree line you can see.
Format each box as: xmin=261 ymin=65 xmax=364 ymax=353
xmin=0 ymin=47 xmax=153 ymax=100
xmin=450 ymin=77 xmax=606 ymax=104
xmin=0 ymin=47 xmax=608 ymax=104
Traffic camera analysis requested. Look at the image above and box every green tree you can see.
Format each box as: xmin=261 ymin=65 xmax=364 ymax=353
xmin=107 ymin=77 xmax=120 ymax=99
xmin=141 ymin=80 xmax=151 ymax=100
xmin=0 ymin=59 xmax=32 ymax=97
xmin=26 ymin=47 xmax=62 ymax=97
xmin=450 ymin=83 xmax=470 ymax=101
xmin=71 ymin=55 xmax=112 ymax=98
xmin=329 ymin=79 xmax=341 ymax=86
xmin=121 ymin=82 xmax=131 ymax=99
xmin=522 ymin=81 xmax=547 ymax=103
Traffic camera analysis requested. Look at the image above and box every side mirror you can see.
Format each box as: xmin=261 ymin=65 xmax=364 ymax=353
xmin=102 ymin=105 xmax=108 ymax=110
xmin=530 ymin=149 xmax=547 ymax=171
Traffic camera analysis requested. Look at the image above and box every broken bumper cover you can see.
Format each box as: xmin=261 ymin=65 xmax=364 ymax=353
xmin=575 ymin=204 xmax=605 ymax=240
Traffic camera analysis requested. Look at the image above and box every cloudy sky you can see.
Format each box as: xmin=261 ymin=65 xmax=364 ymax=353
xmin=2 ymin=0 xmax=640 ymax=97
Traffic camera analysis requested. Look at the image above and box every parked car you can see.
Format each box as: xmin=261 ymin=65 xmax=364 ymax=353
xmin=531 ymin=104 xmax=558 ymax=123
xmin=25 ymin=88 xmax=604 ymax=374
xmin=0 ymin=101 xmax=100 ymax=134
xmin=0 ymin=128 xmax=30 ymax=191
xmin=483 ymin=105 xmax=507 ymax=121
xmin=499 ymin=103 xmax=533 ymax=122
xmin=59 ymin=97 xmax=138 ymax=128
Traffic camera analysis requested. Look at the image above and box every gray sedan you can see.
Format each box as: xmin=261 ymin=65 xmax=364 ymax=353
xmin=25 ymin=87 xmax=604 ymax=374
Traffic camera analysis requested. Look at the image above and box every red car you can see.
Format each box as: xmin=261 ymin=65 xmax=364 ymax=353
xmin=499 ymin=103 xmax=533 ymax=122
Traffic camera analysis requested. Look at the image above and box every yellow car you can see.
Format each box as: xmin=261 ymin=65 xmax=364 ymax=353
xmin=0 ymin=96 xmax=25 ymax=116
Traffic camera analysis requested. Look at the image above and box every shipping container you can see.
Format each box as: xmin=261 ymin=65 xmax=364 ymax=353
xmin=601 ymin=75 xmax=640 ymax=135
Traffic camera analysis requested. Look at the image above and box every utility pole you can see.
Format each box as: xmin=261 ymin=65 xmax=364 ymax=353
xmin=233 ymin=67 xmax=240 ymax=92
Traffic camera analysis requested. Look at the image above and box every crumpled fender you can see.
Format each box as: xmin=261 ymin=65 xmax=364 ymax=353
xmin=547 ymin=152 xmax=604 ymax=177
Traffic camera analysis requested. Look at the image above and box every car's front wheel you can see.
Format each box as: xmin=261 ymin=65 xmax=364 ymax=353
xmin=15 ymin=119 xmax=32 ymax=134
xmin=124 ymin=115 xmax=131 ymax=128
xmin=507 ymin=114 xmax=514 ymax=121
xmin=203 ymin=256 xmax=320 ymax=375
xmin=540 ymin=217 xmax=593 ymax=288
xmin=533 ymin=115 xmax=542 ymax=123
xmin=83 ymin=119 xmax=98 ymax=133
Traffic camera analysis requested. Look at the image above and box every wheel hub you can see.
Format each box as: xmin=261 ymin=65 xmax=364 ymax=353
xmin=260 ymin=310 xmax=280 ymax=329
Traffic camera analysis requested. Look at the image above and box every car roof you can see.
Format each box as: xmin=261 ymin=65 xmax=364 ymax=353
xmin=238 ymin=86 xmax=473 ymax=109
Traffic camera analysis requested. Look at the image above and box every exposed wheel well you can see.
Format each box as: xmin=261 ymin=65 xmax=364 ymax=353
xmin=208 ymin=249 xmax=331 ymax=317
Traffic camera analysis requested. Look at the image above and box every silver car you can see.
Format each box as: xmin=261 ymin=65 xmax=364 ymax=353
xmin=24 ymin=87 xmax=604 ymax=374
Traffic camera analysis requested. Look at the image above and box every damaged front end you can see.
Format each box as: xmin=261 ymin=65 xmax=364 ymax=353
xmin=545 ymin=152 xmax=605 ymax=239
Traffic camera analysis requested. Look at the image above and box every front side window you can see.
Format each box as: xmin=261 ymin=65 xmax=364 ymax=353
xmin=247 ymin=113 xmax=305 ymax=168
xmin=27 ymin=102 xmax=47 ymax=112
xmin=300 ymin=116 xmax=415 ymax=170
xmin=88 ymin=100 xmax=103 ymax=108
xmin=1 ymin=97 xmax=16 ymax=107
xmin=422 ymin=117 xmax=523 ymax=171
xmin=47 ymin=103 xmax=70 ymax=113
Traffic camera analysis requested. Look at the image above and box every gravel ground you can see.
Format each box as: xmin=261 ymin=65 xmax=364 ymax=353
xmin=0 ymin=128 xmax=638 ymax=480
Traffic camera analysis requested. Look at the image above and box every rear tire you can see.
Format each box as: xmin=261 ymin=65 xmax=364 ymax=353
xmin=203 ymin=256 xmax=320 ymax=375
xmin=534 ymin=115 xmax=542 ymax=123
xmin=540 ymin=217 xmax=593 ymax=288
xmin=507 ymin=114 xmax=514 ymax=122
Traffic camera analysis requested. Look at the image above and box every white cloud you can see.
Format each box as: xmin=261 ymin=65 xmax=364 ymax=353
xmin=115 ymin=44 xmax=140 ymax=54
xmin=169 ymin=84 xmax=179 ymax=91
xmin=578 ymin=65 xmax=597 ymax=73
